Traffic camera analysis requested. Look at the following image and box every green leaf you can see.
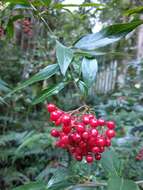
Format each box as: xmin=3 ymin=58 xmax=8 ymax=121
xmin=7 ymin=64 xmax=59 ymax=95
xmin=81 ymin=58 xmax=98 ymax=87
xmin=12 ymin=181 xmax=47 ymax=190
xmin=6 ymin=15 xmax=24 ymax=38
xmin=74 ymin=21 xmax=143 ymax=50
xmin=53 ymin=3 xmax=104 ymax=9
xmin=47 ymin=168 xmax=74 ymax=190
xmin=4 ymin=0 xmax=30 ymax=5
xmin=108 ymin=177 xmax=139 ymax=190
xmin=56 ymin=41 xmax=73 ymax=76
xmin=32 ymin=82 xmax=67 ymax=104
xmin=78 ymin=80 xmax=88 ymax=97
xmin=101 ymin=150 xmax=121 ymax=176
xmin=125 ymin=6 xmax=143 ymax=16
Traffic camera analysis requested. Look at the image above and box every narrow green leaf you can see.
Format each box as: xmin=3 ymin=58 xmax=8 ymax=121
xmin=81 ymin=58 xmax=98 ymax=87
xmin=4 ymin=0 xmax=30 ymax=5
xmin=53 ymin=3 xmax=104 ymax=9
xmin=108 ymin=177 xmax=139 ymax=190
xmin=7 ymin=64 xmax=59 ymax=95
xmin=56 ymin=41 xmax=73 ymax=76
xmin=32 ymin=82 xmax=67 ymax=104
xmin=74 ymin=21 xmax=143 ymax=50
xmin=6 ymin=15 xmax=24 ymax=38
xmin=101 ymin=150 xmax=121 ymax=176
xmin=12 ymin=181 xmax=47 ymax=190
xmin=125 ymin=6 xmax=143 ymax=16
xmin=78 ymin=80 xmax=88 ymax=97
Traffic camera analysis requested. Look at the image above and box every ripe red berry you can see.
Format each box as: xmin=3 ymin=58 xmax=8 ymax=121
xmin=50 ymin=110 xmax=63 ymax=121
xmin=60 ymin=135 xmax=69 ymax=145
xmin=90 ymin=118 xmax=98 ymax=128
xmin=61 ymin=114 xmax=71 ymax=125
xmin=62 ymin=125 xmax=71 ymax=134
xmin=75 ymin=154 xmax=82 ymax=161
xmin=86 ymin=155 xmax=94 ymax=163
xmin=97 ymin=119 xmax=105 ymax=126
xmin=90 ymin=129 xmax=98 ymax=137
xmin=82 ymin=131 xmax=89 ymax=141
xmin=50 ymin=111 xmax=61 ymax=121
xmin=106 ymin=121 xmax=115 ymax=129
xmin=95 ymin=154 xmax=101 ymax=160
xmin=76 ymin=123 xmax=85 ymax=134
xmin=88 ymin=114 xmax=95 ymax=119
xmin=82 ymin=115 xmax=90 ymax=124
xmin=106 ymin=129 xmax=116 ymax=139
xmin=55 ymin=117 xmax=62 ymax=126
xmin=96 ymin=137 xmax=105 ymax=147
xmin=99 ymin=146 xmax=105 ymax=153
xmin=73 ymin=133 xmax=81 ymax=143
xmin=105 ymin=138 xmax=111 ymax=147
xmin=92 ymin=146 xmax=100 ymax=154
xmin=51 ymin=129 xmax=59 ymax=137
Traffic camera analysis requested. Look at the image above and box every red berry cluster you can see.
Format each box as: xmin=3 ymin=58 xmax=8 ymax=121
xmin=136 ymin=148 xmax=143 ymax=161
xmin=22 ymin=18 xmax=33 ymax=37
xmin=46 ymin=103 xmax=116 ymax=164
xmin=0 ymin=26 xmax=4 ymax=38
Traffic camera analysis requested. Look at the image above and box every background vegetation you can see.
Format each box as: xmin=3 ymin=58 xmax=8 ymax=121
xmin=0 ymin=0 xmax=143 ymax=189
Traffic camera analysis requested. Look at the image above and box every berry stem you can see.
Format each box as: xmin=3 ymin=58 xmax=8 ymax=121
xmin=67 ymin=105 xmax=89 ymax=115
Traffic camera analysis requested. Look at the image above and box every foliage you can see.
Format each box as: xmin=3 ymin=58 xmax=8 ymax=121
xmin=0 ymin=0 xmax=143 ymax=190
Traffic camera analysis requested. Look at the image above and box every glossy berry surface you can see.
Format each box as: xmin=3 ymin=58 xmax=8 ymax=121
xmin=51 ymin=129 xmax=59 ymax=137
xmin=106 ymin=129 xmax=116 ymax=139
xmin=47 ymin=103 xmax=57 ymax=112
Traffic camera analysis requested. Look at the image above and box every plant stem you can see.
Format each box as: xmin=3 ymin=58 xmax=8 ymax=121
xmin=28 ymin=1 xmax=57 ymax=40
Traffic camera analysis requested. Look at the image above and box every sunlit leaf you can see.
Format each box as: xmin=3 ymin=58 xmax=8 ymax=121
xmin=53 ymin=3 xmax=104 ymax=9
xmin=81 ymin=58 xmax=98 ymax=86
xmin=74 ymin=21 xmax=143 ymax=50
xmin=56 ymin=41 xmax=73 ymax=76
xmin=125 ymin=6 xmax=143 ymax=16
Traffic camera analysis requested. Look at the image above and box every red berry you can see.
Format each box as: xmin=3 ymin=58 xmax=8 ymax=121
xmin=82 ymin=115 xmax=90 ymax=124
xmin=99 ymin=146 xmax=105 ymax=153
xmin=90 ymin=129 xmax=98 ymax=137
xmin=88 ymin=114 xmax=95 ymax=119
xmin=55 ymin=117 xmax=62 ymax=126
xmin=79 ymin=141 xmax=86 ymax=149
xmin=92 ymin=146 xmax=100 ymax=154
xmin=90 ymin=118 xmax=98 ymax=128
xmin=51 ymin=129 xmax=59 ymax=137
xmin=60 ymin=135 xmax=69 ymax=145
xmin=97 ymin=119 xmax=105 ymax=126
xmin=61 ymin=114 xmax=71 ymax=125
xmin=106 ymin=129 xmax=116 ymax=139
xmin=75 ymin=154 xmax=82 ymax=161
xmin=73 ymin=133 xmax=81 ymax=143
xmin=106 ymin=121 xmax=115 ymax=129
xmin=50 ymin=110 xmax=63 ymax=121
xmin=82 ymin=131 xmax=89 ymax=141
xmin=62 ymin=125 xmax=71 ymax=134
xmin=76 ymin=123 xmax=85 ymax=134
xmin=50 ymin=111 xmax=60 ymax=121
xmin=105 ymin=138 xmax=111 ymax=147
xmin=86 ymin=155 xmax=94 ymax=163
xmin=95 ymin=154 xmax=101 ymax=160
xmin=96 ymin=137 xmax=105 ymax=147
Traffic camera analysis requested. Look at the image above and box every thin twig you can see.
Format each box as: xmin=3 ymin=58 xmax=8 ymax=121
xmin=28 ymin=1 xmax=57 ymax=40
